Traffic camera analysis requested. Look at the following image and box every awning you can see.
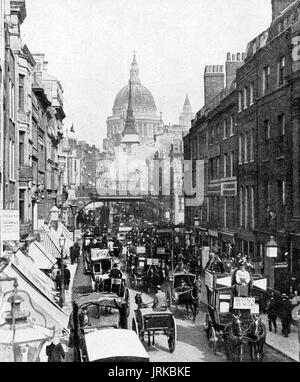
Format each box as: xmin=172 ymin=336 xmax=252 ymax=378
xmin=84 ymin=202 xmax=104 ymax=210
xmin=12 ymin=251 xmax=55 ymax=300
xmin=28 ymin=241 xmax=56 ymax=270
xmin=0 ymin=264 xmax=69 ymax=333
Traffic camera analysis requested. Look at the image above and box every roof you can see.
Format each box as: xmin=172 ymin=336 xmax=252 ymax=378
xmin=74 ymin=292 xmax=124 ymax=309
xmin=85 ymin=329 xmax=149 ymax=362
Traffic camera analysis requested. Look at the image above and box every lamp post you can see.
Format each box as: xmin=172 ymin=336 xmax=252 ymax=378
xmin=58 ymin=233 xmax=66 ymax=307
xmin=0 ymin=261 xmax=54 ymax=362
xmin=265 ymin=235 xmax=278 ymax=290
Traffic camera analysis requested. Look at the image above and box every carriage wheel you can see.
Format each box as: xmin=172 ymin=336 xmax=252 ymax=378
xmin=168 ymin=332 xmax=176 ymax=353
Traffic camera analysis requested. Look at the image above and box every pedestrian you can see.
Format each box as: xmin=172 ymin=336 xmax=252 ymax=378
xmin=64 ymin=264 xmax=71 ymax=290
xmin=46 ymin=340 xmax=65 ymax=362
xmin=51 ymin=264 xmax=59 ymax=291
xmin=73 ymin=242 xmax=80 ymax=263
xmin=278 ymin=293 xmax=293 ymax=337
xmin=267 ymin=293 xmax=278 ymax=333
xmin=69 ymin=245 xmax=75 ymax=265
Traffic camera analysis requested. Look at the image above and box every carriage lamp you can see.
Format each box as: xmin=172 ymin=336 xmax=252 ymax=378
xmin=194 ymin=217 xmax=200 ymax=227
xmin=265 ymin=236 xmax=278 ymax=258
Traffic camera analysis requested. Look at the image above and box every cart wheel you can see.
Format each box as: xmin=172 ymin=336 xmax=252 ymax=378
xmin=168 ymin=332 xmax=176 ymax=353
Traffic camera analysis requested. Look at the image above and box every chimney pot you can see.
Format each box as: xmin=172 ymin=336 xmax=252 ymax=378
xmin=227 ymin=52 xmax=231 ymax=61
xmin=237 ymin=53 xmax=241 ymax=61
xmin=232 ymin=54 xmax=236 ymax=61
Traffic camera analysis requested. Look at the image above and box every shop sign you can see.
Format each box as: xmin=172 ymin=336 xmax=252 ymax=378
xmin=157 ymin=247 xmax=165 ymax=255
xmin=221 ymin=181 xmax=237 ymax=196
xmin=0 ymin=210 xmax=20 ymax=241
xmin=136 ymin=246 xmax=146 ymax=254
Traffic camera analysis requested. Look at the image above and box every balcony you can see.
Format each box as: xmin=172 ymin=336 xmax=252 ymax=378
xmin=18 ymin=165 xmax=33 ymax=182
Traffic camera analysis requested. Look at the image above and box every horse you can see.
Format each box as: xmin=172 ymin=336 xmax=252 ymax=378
xmin=223 ymin=312 xmax=266 ymax=362
xmin=176 ymin=284 xmax=199 ymax=321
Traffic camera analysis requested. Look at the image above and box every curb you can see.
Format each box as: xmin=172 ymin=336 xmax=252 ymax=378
xmin=265 ymin=341 xmax=298 ymax=362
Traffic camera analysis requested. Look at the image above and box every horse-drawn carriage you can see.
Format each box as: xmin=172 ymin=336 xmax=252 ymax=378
xmin=89 ymin=248 xmax=126 ymax=294
xmin=132 ymin=307 xmax=177 ymax=353
xmin=204 ymin=269 xmax=268 ymax=362
xmin=69 ymin=292 xmax=132 ymax=362
xmin=129 ymin=246 xmax=163 ymax=292
xmin=165 ymin=271 xmax=199 ymax=321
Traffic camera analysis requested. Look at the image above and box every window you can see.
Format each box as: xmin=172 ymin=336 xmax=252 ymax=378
xmin=245 ymin=187 xmax=248 ymax=228
xmin=216 ymin=157 xmax=220 ymax=179
xmin=243 ymin=87 xmax=248 ymax=109
xmin=230 ymin=151 xmax=234 ymax=177
xmin=278 ymin=57 xmax=285 ymax=86
xmin=244 ymin=132 xmax=248 ymax=163
xmin=18 ymin=74 xmax=25 ymax=110
xmin=250 ymin=83 xmax=254 ymax=105
xmin=264 ymin=181 xmax=271 ymax=206
xmin=19 ymin=189 xmax=25 ymax=223
xmin=251 ymin=186 xmax=255 ymax=228
xmin=9 ymin=80 xmax=15 ymax=120
xmin=278 ymin=180 xmax=286 ymax=206
xmin=230 ymin=116 xmax=234 ymax=136
xmin=224 ymin=198 xmax=227 ymax=228
xmin=239 ymin=187 xmax=243 ymax=227
xmin=262 ymin=66 xmax=270 ymax=95
xmin=264 ymin=120 xmax=270 ymax=140
xmin=250 ymin=129 xmax=254 ymax=161
xmin=223 ymin=119 xmax=227 ymax=139
xmin=238 ymin=91 xmax=242 ymax=112
xmin=278 ymin=114 xmax=285 ymax=136
xmin=239 ymin=134 xmax=243 ymax=164
xmin=223 ymin=153 xmax=227 ymax=178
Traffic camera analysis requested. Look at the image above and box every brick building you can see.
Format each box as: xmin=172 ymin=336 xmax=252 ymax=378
xmin=184 ymin=0 xmax=300 ymax=289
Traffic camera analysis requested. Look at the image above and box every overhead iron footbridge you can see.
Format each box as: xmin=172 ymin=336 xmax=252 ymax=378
xmin=75 ymin=187 xmax=155 ymax=208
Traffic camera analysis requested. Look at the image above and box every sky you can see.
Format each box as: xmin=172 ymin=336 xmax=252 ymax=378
xmin=21 ymin=0 xmax=272 ymax=148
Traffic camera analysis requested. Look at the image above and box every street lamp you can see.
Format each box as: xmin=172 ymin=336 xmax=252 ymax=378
xmin=58 ymin=233 xmax=66 ymax=307
xmin=265 ymin=236 xmax=278 ymax=290
xmin=265 ymin=236 xmax=278 ymax=258
xmin=0 ymin=272 xmax=54 ymax=362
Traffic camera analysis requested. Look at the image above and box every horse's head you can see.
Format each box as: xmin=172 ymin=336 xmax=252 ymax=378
xmin=252 ymin=314 xmax=263 ymax=337
xmin=231 ymin=313 xmax=242 ymax=337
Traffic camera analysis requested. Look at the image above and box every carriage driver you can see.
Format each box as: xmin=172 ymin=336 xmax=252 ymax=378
xmin=152 ymin=286 xmax=168 ymax=311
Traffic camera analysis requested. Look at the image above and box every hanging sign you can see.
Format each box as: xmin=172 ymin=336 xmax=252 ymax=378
xmin=233 ymin=297 xmax=255 ymax=310
xmin=0 ymin=210 xmax=20 ymax=241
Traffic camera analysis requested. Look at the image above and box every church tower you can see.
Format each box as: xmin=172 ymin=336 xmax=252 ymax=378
xmin=179 ymin=94 xmax=195 ymax=130
xmin=121 ymin=73 xmax=140 ymax=149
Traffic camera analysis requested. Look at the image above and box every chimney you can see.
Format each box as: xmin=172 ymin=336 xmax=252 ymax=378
xmin=271 ymin=0 xmax=295 ymax=20
xmin=204 ymin=65 xmax=224 ymax=105
xmin=225 ymin=52 xmax=245 ymax=88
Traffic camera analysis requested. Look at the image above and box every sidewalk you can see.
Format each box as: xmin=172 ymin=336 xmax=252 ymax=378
xmin=261 ymin=315 xmax=299 ymax=362
xmin=200 ymin=275 xmax=299 ymax=362
xmin=60 ymin=258 xmax=79 ymax=362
